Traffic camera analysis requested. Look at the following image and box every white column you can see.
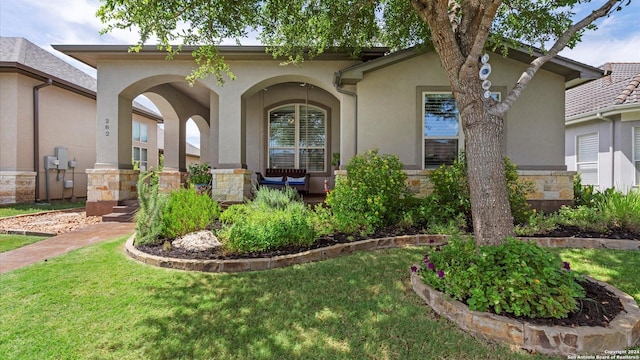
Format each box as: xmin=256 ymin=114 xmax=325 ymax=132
xmin=95 ymin=92 xmax=133 ymax=169
xmin=339 ymin=91 xmax=357 ymax=168
xmin=217 ymin=91 xmax=245 ymax=168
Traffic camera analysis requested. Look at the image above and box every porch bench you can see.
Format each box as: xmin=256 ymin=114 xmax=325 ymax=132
xmin=256 ymin=169 xmax=310 ymax=194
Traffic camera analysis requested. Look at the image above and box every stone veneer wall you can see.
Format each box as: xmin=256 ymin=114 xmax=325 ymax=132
xmin=0 ymin=171 xmax=36 ymax=204
xmin=157 ymin=171 xmax=185 ymax=193
xmin=85 ymin=169 xmax=139 ymax=216
xmin=210 ymin=169 xmax=252 ymax=203
xmin=335 ymin=169 xmax=575 ymax=211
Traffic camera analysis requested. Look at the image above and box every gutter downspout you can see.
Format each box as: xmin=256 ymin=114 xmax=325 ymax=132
xmin=333 ymin=72 xmax=358 ymax=164
xmin=596 ymin=112 xmax=614 ymax=188
xmin=33 ymin=78 xmax=53 ymax=202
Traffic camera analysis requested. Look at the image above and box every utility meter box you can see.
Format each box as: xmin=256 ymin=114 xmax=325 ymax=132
xmin=44 ymin=156 xmax=58 ymax=170
xmin=55 ymin=147 xmax=68 ymax=170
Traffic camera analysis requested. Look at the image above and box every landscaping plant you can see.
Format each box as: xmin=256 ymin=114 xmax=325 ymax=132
xmin=218 ymin=187 xmax=317 ymax=253
xmin=416 ymin=236 xmax=585 ymax=319
xmin=428 ymin=153 xmax=534 ymax=227
xmin=326 ymin=149 xmax=411 ymax=235
xmin=160 ymin=188 xmax=220 ymax=239
xmin=135 ymin=171 xmax=168 ymax=246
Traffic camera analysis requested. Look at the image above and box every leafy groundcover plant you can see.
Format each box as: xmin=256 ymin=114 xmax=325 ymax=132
xmin=415 ymin=236 xmax=585 ymax=319
xmin=218 ymin=186 xmax=317 ymax=253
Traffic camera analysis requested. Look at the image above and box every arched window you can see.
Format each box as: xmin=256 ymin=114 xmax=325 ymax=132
xmin=268 ymin=104 xmax=326 ymax=172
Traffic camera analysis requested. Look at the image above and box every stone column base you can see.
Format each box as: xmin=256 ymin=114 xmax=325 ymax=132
xmin=210 ymin=169 xmax=252 ymax=203
xmin=86 ymin=169 xmax=139 ymax=216
xmin=0 ymin=171 xmax=36 ymax=204
xmin=158 ymin=171 xmax=185 ymax=193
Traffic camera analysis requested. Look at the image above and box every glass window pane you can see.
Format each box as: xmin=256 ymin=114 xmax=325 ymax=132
xmin=577 ymin=133 xmax=598 ymax=163
xmin=635 ymin=161 xmax=639 ymax=186
xmin=133 ymin=147 xmax=140 ymax=161
xmin=425 ymin=139 xmax=458 ymax=166
xmin=299 ymin=106 xmax=326 ymax=147
xmin=299 ymin=149 xmax=325 ymax=172
xmin=140 ymin=124 xmax=148 ymax=143
xmin=269 ymin=149 xmax=295 ymax=169
xmin=133 ymin=122 xmax=140 ymax=141
xmin=141 ymin=148 xmax=147 ymax=162
xmin=577 ymin=163 xmax=598 ymax=186
xmin=424 ymin=94 xmax=459 ymax=137
xmin=269 ymin=106 xmax=295 ymax=147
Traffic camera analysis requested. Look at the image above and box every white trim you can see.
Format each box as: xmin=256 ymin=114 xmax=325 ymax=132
xmin=633 ymin=127 xmax=640 ymax=186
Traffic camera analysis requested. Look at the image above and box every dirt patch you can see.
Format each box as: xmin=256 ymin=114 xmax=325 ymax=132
xmin=0 ymin=210 xmax=102 ymax=235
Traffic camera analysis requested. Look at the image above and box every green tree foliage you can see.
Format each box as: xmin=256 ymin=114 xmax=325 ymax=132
xmin=98 ymin=0 xmax=628 ymax=244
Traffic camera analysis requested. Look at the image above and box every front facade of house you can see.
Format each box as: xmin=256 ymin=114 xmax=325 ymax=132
xmin=55 ymin=44 xmax=602 ymax=215
xmin=565 ymin=63 xmax=640 ymax=192
xmin=0 ymin=37 xmax=162 ymax=204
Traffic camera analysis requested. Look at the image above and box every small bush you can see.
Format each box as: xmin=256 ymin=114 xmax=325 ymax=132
xmin=418 ymin=237 xmax=585 ymax=319
xmin=252 ymin=186 xmax=299 ymax=210
xmin=161 ymin=188 xmax=220 ymax=239
xmin=135 ymin=171 xmax=168 ymax=246
xmin=219 ymin=202 xmax=316 ymax=253
xmin=598 ymin=189 xmax=640 ymax=233
xmin=326 ymin=149 xmax=411 ymax=234
xmin=428 ymin=153 xmax=534 ymax=226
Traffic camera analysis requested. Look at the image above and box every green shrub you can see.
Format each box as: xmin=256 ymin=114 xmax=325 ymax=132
xmin=326 ymin=149 xmax=411 ymax=234
xmin=219 ymin=203 xmax=250 ymax=225
xmin=597 ymin=189 xmax=640 ymax=233
xmin=135 ymin=171 xmax=168 ymax=246
xmin=428 ymin=153 xmax=534 ymax=226
xmin=219 ymin=202 xmax=316 ymax=253
xmin=161 ymin=188 xmax=220 ymax=239
xmin=417 ymin=237 xmax=585 ymax=319
xmin=252 ymin=186 xmax=299 ymax=210
xmin=514 ymin=210 xmax=559 ymax=236
xmin=556 ymin=205 xmax=608 ymax=233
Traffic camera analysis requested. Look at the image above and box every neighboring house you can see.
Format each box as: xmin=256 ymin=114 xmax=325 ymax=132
xmin=54 ymin=44 xmax=602 ymax=215
xmin=0 ymin=37 xmax=162 ymax=204
xmin=565 ymin=63 xmax=640 ymax=191
xmin=157 ymin=125 xmax=201 ymax=168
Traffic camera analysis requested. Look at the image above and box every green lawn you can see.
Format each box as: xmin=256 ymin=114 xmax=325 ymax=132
xmin=1 ymin=237 xmax=638 ymax=359
xmin=0 ymin=199 xmax=86 ymax=218
xmin=0 ymin=234 xmax=48 ymax=252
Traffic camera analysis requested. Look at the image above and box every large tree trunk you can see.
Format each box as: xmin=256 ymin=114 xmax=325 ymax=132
xmin=460 ymin=99 xmax=514 ymax=245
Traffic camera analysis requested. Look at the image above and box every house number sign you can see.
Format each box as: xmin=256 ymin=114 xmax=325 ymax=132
xmin=104 ymin=118 xmax=110 ymax=136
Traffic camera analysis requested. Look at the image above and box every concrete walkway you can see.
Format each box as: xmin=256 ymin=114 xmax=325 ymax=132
xmin=0 ymin=222 xmax=135 ymax=274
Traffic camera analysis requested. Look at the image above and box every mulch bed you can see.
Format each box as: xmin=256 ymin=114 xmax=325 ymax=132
xmin=530 ymin=225 xmax=640 ymax=240
xmin=136 ymin=225 xmax=631 ymax=328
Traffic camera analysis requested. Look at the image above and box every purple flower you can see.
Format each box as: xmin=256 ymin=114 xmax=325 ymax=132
xmin=435 ymin=246 xmax=441 ymax=252
xmin=429 ymin=239 xmax=435 ymax=244
xmin=427 ymin=262 xmax=435 ymax=270
xmin=411 ymin=265 xmax=418 ymax=273
xmin=563 ymin=261 xmax=571 ymax=271
xmin=437 ymin=270 xmax=445 ymax=278
xmin=423 ymin=254 xmax=429 ymax=263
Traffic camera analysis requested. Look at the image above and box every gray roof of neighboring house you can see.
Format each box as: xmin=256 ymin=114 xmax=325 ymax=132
xmin=566 ymin=63 xmax=640 ymax=119
xmin=0 ymin=36 xmax=160 ymax=119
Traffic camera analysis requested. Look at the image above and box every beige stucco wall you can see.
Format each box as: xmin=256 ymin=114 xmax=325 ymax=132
xmin=355 ymin=51 xmax=567 ymax=169
xmin=0 ymin=71 xmax=161 ymax=203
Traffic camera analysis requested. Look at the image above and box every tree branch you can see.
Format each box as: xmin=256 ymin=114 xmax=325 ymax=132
xmin=492 ymin=0 xmax=622 ymax=116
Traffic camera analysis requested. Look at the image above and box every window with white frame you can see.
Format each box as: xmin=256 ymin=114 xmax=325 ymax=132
xmin=133 ymin=121 xmax=148 ymax=143
xmin=133 ymin=146 xmax=148 ymax=171
xmin=634 ymin=127 xmax=640 ymax=186
xmin=268 ymin=104 xmax=327 ymax=172
xmin=576 ymin=133 xmax=599 ymax=186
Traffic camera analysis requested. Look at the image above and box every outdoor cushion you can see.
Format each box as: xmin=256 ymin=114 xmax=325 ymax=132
xmin=260 ymin=176 xmax=285 ymax=185
xmin=286 ymin=176 xmax=306 ymax=185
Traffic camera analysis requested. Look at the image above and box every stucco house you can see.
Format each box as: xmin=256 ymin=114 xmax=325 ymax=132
xmin=565 ymin=63 xmax=640 ymax=192
xmin=53 ymin=43 xmax=603 ymax=215
xmin=0 ymin=37 xmax=163 ymax=204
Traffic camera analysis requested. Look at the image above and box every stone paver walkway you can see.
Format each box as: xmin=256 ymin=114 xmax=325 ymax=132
xmin=0 ymin=222 xmax=135 ymax=274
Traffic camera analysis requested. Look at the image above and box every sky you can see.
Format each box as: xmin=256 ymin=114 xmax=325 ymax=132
xmin=1 ymin=0 xmax=639 ymax=144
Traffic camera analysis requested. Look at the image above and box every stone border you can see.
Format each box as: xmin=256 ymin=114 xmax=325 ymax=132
xmin=411 ymin=266 xmax=640 ymax=356
xmin=124 ymin=234 xmax=450 ymax=273
xmin=125 ymin=234 xmax=640 ymax=274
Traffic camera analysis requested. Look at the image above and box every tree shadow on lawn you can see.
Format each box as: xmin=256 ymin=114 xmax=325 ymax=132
xmin=134 ymin=248 xmax=555 ymax=360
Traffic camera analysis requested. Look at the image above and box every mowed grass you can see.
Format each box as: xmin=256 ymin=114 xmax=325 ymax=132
xmin=0 ymin=234 xmax=48 ymax=252
xmin=1 ymin=237 xmax=638 ymax=359
xmin=0 ymin=199 xmax=86 ymax=218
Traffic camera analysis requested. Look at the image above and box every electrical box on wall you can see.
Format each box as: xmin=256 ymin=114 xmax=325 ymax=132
xmin=55 ymin=147 xmax=69 ymax=170
xmin=44 ymin=156 xmax=58 ymax=170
